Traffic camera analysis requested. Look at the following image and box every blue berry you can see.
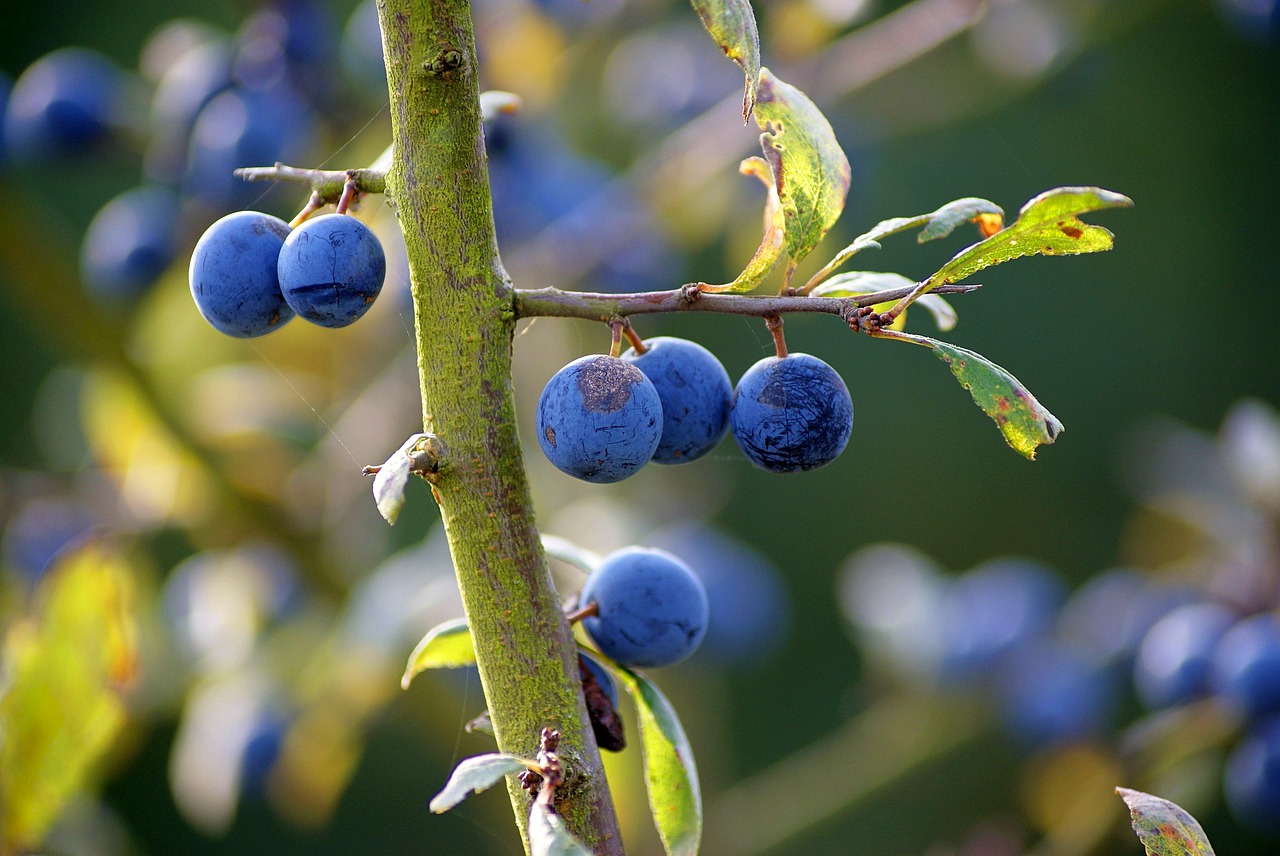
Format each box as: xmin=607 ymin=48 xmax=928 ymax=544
xmin=81 ymin=186 xmax=182 ymax=303
xmin=1224 ymin=714 xmax=1280 ymax=835
xmin=241 ymin=709 xmax=289 ymax=795
xmin=996 ymin=640 xmax=1117 ymax=747
xmin=277 ymin=214 xmax=386 ymax=327
xmin=580 ymin=547 xmax=709 ymax=668
xmin=1212 ymin=613 xmax=1280 ymax=719
xmin=146 ymin=39 xmax=235 ymax=182
xmin=622 ymin=337 xmax=731 ymax=464
xmin=1134 ymin=601 xmax=1237 ymax=710
xmin=189 ymin=210 xmax=294 ymax=338
xmin=536 ymin=355 xmax=662 ymax=483
xmin=938 ymin=557 xmax=1066 ymax=683
xmin=4 ymin=48 xmax=122 ymax=159
xmin=184 ymin=84 xmax=315 ymax=212
xmin=729 ymin=353 xmax=852 ymax=472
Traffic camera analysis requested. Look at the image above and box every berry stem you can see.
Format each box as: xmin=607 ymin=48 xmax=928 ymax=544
xmin=289 ymin=190 xmax=326 ymax=228
xmin=334 ymin=172 xmax=360 ymax=215
xmin=622 ymin=323 xmax=648 ymax=355
xmin=766 ymin=314 xmax=788 ymax=358
xmin=565 ymin=601 xmax=599 ymax=624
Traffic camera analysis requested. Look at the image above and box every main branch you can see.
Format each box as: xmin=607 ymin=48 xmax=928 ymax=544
xmin=374 ymin=0 xmax=622 ymax=852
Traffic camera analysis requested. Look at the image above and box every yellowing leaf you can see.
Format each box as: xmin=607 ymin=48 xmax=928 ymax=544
xmin=701 ymin=157 xmax=784 ymax=293
xmin=401 ymin=617 xmax=475 ymax=688
xmin=753 ymin=68 xmax=850 ymax=287
xmin=0 ymin=541 xmax=139 ymax=852
xmin=926 ymin=187 xmax=1132 ymax=288
xmin=688 ymin=0 xmax=761 ymax=121
xmin=1117 ymin=787 xmax=1216 ymax=856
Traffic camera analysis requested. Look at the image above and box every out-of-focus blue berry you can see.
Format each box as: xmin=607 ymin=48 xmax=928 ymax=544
xmin=184 ymin=84 xmax=315 ymax=213
xmin=580 ymin=546 xmax=708 ymax=668
xmin=342 ymin=0 xmax=387 ymax=94
xmin=146 ymin=40 xmax=235 ymax=182
xmin=240 ymin=709 xmax=289 ymax=795
xmin=536 ymin=355 xmax=662 ymax=483
xmin=1134 ymin=601 xmax=1238 ymax=710
xmin=996 ymin=640 xmax=1117 ymax=747
xmin=189 ymin=210 xmax=294 ymax=338
xmin=729 ymin=354 xmax=852 ymax=473
xmin=938 ymin=558 xmax=1066 ymax=683
xmin=5 ymin=48 xmax=122 ymax=160
xmin=0 ymin=71 xmax=12 ymax=164
xmin=1057 ymin=569 xmax=1199 ymax=665
xmin=277 ymin=214 xmax=385 ymax=328
xmin=1212 ymin=612 xmax=1280 ymax=720
xmin=649 ymin=523 xmax=789 ymax=667
xmin=622 ymin=337 xmax=731 ymax=464
xmin=81 ymin=186 xmax=182 ymax=303
xmin=2 ymin=497 xmax=96 ymax=583
xmin=1217 ymin=0 xmax=1280 ymax=40
xmin=236 ymin=0 xmax=339 ymax=96
xmin=1224 ymin=714 xmax=1280 ymax=835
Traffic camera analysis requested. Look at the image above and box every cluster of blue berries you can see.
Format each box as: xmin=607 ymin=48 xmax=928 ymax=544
xmin=1 ymin=1 xmax=393 ymax=308
xmin=536 ymin=338 xmax=853 ymax=481
xmin=189 ymin=209 xmax=386 ymax=338
xmin=843 ymin=540 xmax=1280 ymax=836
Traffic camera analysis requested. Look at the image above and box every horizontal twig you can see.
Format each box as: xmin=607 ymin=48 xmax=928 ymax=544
xmin=513 ymin=283 xmax=980 ymax=324
xmin=233 ymin=163 xmax=388 ymax=198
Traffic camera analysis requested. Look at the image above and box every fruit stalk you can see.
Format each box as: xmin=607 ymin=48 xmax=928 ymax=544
xmin=374 ymin=0 xmax=623 ymax=851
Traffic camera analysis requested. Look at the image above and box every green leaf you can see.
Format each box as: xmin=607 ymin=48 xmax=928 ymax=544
xmin=926 ymin=186 xmax=1133 ymax=288
xmin=688 ymin=0 xmax=761 ymax=121
xmin=883 ymin=332 xmax=1062 ymax=459
xmin=401 ymin=617 xmax=476 ymax=689
xmin=616 ymin=668 xmax=701 ymax=856
xmin=372 ymin=433 xmax=427 ymax=525
xmin=1 ymin=541 xmax=139 ymax=852
xmin=753 ymin=68 xmax=850 ymax=285
xmin=703 ymin=157 xmax=785 ymax=293
xmin=810 ymin=272 xmax=957 ymax=332
xmin=803 ymin=197 xmax=1002 ymax=291
xmin=529 ymin=803 xmax=594 ymax=856
xmin=429 ymin=753 xmax=535 ymax=813
xmin=541 ymin=534 xmax=602 ymax=574
xmin=1116 ymin=787 xmax=1216 ymax=856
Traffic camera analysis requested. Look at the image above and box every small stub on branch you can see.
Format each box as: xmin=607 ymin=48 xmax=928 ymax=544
xmin=366 ymin=432 xmax=448 ymax=524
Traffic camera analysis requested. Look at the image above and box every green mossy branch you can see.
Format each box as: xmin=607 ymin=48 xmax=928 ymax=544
xmin=373 ymin=0 xmax=623 ymax=852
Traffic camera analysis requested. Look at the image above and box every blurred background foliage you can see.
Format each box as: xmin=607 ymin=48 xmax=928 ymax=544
xmin=0 ymin=0 xmax=1278 ymax=854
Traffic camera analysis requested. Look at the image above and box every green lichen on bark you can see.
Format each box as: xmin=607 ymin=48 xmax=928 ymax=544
xmin=374 ymin=0 xmax=623 ymax=852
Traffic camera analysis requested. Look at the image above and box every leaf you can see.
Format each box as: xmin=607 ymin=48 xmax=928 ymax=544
xmin=927 ymin=338 xmax=1063 ymax=459
xmin=402 ymin=617 xmax=476 ymax=689
xmin=541 ymin=534 xmax=602 ymax=574
xmin=1 ymin=540 xmax=139 ymax=852
xmin=372 ymin=433 xmax=428 ymax=525
xmin=810 ymin=272 xmax=957 ymax=332
xmin=926 ymin=186 xmax=1133 ymax=288
xmin=688 ymin=0 xmax=761 ymax=121
xmin=529 ymin=803 xmax=594 ymax=856
xmin=753 ymin=68 xmax=850 ymax=285
xmin=429 ymin=753 xmax=535 ymax=813
xmin=703 ymin=157 xmax=785 ymax=293
xmin=616 ymin=667 xmax=701 ymax=856
xmin=1116 ymin=787 xmax=1216 ymax=856
xmin=804 ymin=197 xmax=1002 ymax=292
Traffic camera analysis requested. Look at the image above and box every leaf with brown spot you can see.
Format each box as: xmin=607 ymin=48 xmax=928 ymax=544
xmin=688 ymin=0 xmax=761 ymax=121
xmin=925 ymin=186 xmax=1132 ymax=288
xmin=1116 ymin=787 xmax=1216 ymax=856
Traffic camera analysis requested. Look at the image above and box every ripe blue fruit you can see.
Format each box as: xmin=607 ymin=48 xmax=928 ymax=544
xmin=729 ymin=353 xmax=853 ymax=472
xmin=580 ymin=547 xmax=709 ymax=668
xmin=1211 ymin=612 xmax=1280 ymax=719
xmin=622 ymin=337 xmax=731 ymax=464
xmin=277 ymin=214 xmax=386 ymax=327
xmin=5 ymin=48 xmax=122 ymax=159
xmin=938 ymin=557 xmax=1066 ymax=683
xmin=536 ymin=355 xmax=662 ymax=483
xmin=189 ymin=210 xmax=295 ymax=338
xmin=81 ymin=186 xmax=182 ymax=303
xmin=1134 ymin=601 xmax=1237 ymax=710
xmin=1224 ymin=714 xmax=1280 ymax=835
xmin=996 ymin=640 xmax=1117 ymax=747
